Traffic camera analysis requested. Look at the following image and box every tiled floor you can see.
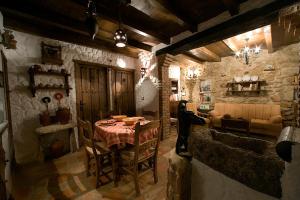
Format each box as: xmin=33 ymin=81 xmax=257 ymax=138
xmin=12 ymin=128 xmax=177 ymax=200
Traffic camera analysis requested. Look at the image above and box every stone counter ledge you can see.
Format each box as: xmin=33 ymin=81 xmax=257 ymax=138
xmin=188 ymin=126 xmax=284 ymax=198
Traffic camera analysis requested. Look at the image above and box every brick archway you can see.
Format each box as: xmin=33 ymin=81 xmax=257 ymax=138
xmin=157 ymin=54 xmax=175 ymax=139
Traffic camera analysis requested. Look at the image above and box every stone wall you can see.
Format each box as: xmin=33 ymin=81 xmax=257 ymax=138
xmin=3 ymin=31 xmax=137 ymax=164
xmin=181 ymin=43 xmax=300 ymax=126
xmin=135 ymin=52 xmax=159 ymax=115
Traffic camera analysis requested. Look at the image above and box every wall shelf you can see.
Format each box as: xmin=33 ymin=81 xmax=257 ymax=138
xmin=28 ymin=67 xmax=72 ymax=97
xmin=226 ymin=80 xmax=267 ymax=96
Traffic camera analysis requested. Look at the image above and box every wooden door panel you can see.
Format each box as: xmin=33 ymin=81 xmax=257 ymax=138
xmin=127 ymin=72 xmax=135 ymax=115
xmin=115 ymin=71 xmax=122 ymax=114
xmin=90 ymin=68 xmax=99 ymax=123
xmin=81 ymin=67 xmax=92 ymax=122
xmin=121 ymin=72 xmax=129 ymax=115
xmin=75 ymin=61 xmax=135 ymax=123
xmin=98 ymin=69 xmax=108 ymax=118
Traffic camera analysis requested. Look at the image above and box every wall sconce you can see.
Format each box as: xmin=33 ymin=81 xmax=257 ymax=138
xmin=0 ymin=29 xmax=17 ymax=49
xmin=141 ymin=67 xmax=146 ymax=78
xmin=185 ymin=66 xmax=201 ymax=80
xmin=181 ymin=87 xmax=186 ymax=96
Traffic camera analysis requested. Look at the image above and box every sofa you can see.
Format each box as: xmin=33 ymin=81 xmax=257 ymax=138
xmin=209 ymin=103 xmax=283 ymax=137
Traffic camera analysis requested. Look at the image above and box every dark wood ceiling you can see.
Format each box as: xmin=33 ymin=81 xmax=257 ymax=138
xmin=0 ymin=0 xmax=299 ymax=60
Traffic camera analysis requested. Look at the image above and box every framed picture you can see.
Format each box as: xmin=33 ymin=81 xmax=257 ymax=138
xmin=41 ymin=42 xmax=63 ymax=65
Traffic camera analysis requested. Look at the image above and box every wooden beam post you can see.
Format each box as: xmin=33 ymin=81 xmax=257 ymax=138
xmin=181 ymin=52 xmax=204 ymax=64
xmin=154 ymin=0 xmax=197 ymax=32
xmin=3 ymin=14 xmax=139 ymax=58
xmin=156 ymin=0 xmax=298 ymax=56
xmin=222 ymin=0 xmax=240 ymax=16
xmin=264 ymin=26 xmax=274 ymax=53
xmin=190 ymin=47 xmax=221 ymax=62
xmin=0 ymin=6 xmax=152 ymax=52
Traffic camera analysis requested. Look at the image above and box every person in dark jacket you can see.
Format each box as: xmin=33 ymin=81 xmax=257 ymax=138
xmin=176 ymin=100 xmax=206 ymax=157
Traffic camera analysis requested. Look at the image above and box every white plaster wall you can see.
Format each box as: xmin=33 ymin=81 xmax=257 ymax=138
xmin=3 ymin=31 xmax=137 ymax=164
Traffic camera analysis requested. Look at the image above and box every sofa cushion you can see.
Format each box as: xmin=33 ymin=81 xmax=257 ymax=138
xmin=250 ymin=119 xmax=270 ymax=129
xmin=269 ymin=115 xmax=282 ymax=124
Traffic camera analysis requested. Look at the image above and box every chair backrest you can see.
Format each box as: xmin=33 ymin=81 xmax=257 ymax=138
xmin=133 ymin=120 xmax=161 ymax=162
xmin=141 ymin=109 xmax=158 ymax=120
xmin=77 ymin=118 xmax=97 ymax=155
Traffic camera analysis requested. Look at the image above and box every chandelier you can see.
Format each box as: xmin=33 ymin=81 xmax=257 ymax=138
xmin=235 ymin=38 xmax=261 ymax=65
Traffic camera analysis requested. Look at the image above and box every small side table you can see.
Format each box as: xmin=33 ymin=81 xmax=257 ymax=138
xmin=36 ymin=123 xmax=79 ymax=154
xmin=221 ymin=118 xmax=250 ymax=134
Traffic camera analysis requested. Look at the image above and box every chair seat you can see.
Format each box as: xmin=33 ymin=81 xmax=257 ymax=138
xmin=95 ymin=141 xmax=110 ymax=152
xmin=85 ymin=141 xmax=110 ymax=155
xmin=120 ymin=148 xmax=155 ymax=165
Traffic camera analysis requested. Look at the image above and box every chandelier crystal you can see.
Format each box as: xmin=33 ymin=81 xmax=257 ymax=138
xmin=235 ymin=38 xmax=261 ymax=65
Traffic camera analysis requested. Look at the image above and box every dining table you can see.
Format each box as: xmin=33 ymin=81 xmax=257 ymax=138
xmin=93 ymin=118 xmax=156 ymax=185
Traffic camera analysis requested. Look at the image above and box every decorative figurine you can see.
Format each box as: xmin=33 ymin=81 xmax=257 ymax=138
xmin=176 ymin=100 xmax=206 ymax=157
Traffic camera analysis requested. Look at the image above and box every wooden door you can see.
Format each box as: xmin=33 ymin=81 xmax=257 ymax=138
xmin=75 ymin=61 xmax=135 ymax=124
xmin=114 ymin=70 xmax=135 ymax=116
xmin=75 ymin=64 xmax=108 ymax=124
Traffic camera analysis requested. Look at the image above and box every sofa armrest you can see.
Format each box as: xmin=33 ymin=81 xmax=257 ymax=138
xmin=209 ymin=110 xmax=220 ymax=118
xmin=269 ymin=115 xmax=282 ymax=124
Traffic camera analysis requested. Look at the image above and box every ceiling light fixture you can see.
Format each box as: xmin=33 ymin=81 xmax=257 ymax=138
xmin=235 ymin=38 xmax=261 ymax=65
xmin=114 ymin=1 xmax=127 ymax=48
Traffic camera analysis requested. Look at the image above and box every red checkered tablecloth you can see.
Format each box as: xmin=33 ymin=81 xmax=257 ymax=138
xmin=94 ymin=120 xmax=158 ymax=148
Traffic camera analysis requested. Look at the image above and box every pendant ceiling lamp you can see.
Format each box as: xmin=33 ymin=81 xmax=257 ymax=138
xmin=85 ymin=0 xmax=99 ymax=40
xmin=114 ymin=1 xmax=127 ymax=48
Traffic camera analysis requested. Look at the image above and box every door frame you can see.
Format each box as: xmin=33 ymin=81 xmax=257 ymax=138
xmin=73 ymin=60 xmax=136 ymax=121
xmin=0 ymin=51 xmax=13 ymax=157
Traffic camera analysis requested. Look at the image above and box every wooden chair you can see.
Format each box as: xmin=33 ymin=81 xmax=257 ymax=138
xmin=77 ymin=118 xmax=112 ymax=188
xmin=141 ymin=109 xmax=158 ymax=120
xmin=117 ymin=120 xmax=161 ymax=196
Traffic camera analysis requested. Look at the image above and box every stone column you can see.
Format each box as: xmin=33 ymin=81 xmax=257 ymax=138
xmin=167 ymin=150 xmax=192 ymax=200
xmin=157 ymin=54 xmax=174 ymax=139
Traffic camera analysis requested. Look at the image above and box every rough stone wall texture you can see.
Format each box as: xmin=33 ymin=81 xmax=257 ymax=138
xmin=3 ymin=31 xmax=137 ymax=164
xmin=135 ymin=53 xmax=159 ymax=115
xmin=181 ymin=43 xmax=300 ymax=126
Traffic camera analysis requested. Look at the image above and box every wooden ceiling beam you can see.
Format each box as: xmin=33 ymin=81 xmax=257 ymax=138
xmin=222 ymin=0 xmax=240 ymax=16
xmin=190 ymin=47 xmax=221 ymax=62
xmin=154 ymin=0 xmax=197 ymax=32
xmin=2 ymin=13 xmax=139 ymax=58
xmin=0 ymin=5 xmax=152 ymax=52
xmin=181 ymin=52 xmax=204 ymax=64
xmin=73 ymin=0 xmax=170 ymax=44
xmin=156 ymin=0 xmax=299 ymax=56
xmin=264 ymin=26 xmax=274 ymax=53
